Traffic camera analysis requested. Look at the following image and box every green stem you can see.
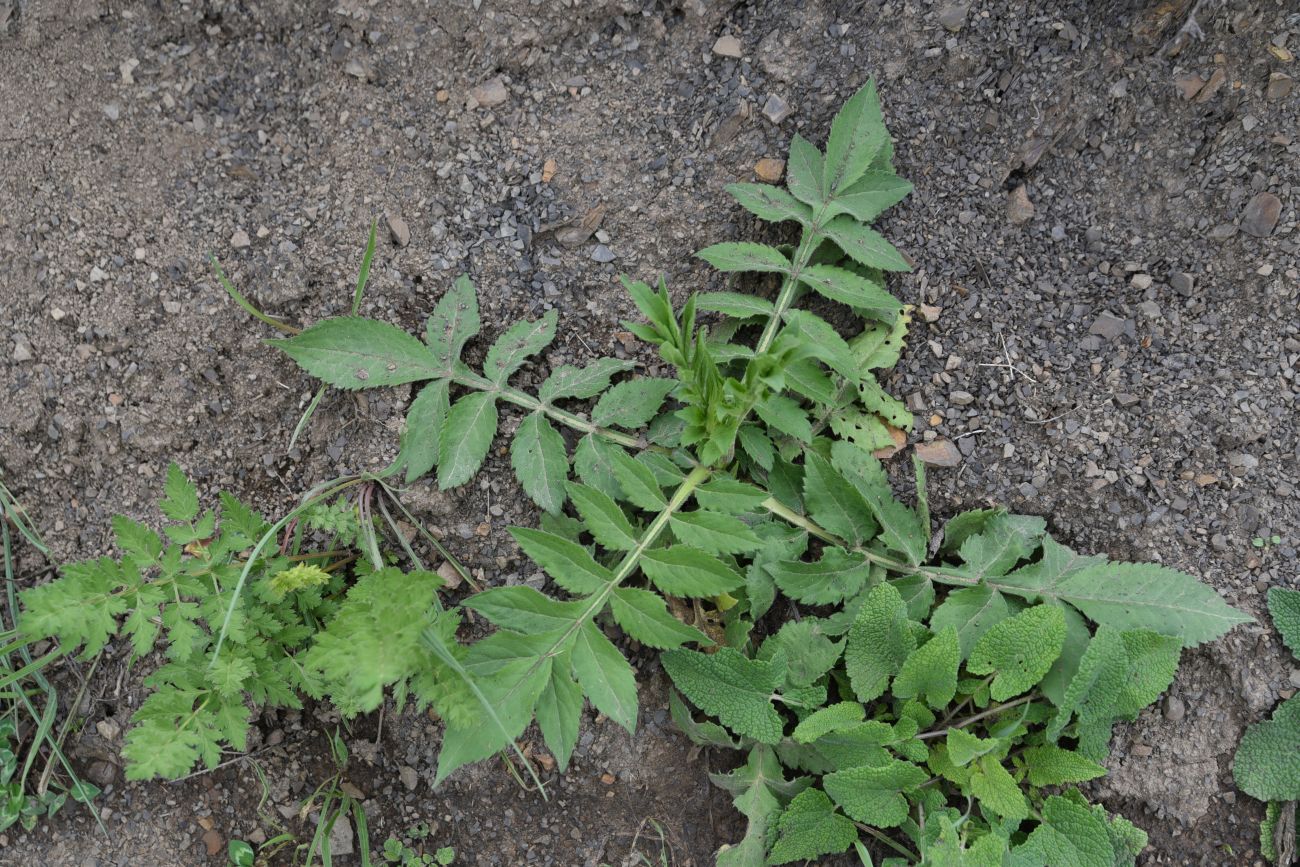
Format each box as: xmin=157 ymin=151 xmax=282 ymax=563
xmin=753 ymin=202 xmax=834 ymax=356
xmin=853 ymin=821 xmax=918 ymax=861
xmin=916 ymin=694 xmax=1037 ymax=740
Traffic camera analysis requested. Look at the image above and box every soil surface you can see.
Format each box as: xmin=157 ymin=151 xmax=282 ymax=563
xmin=1 ymin=0 xmax=1297 ymax=864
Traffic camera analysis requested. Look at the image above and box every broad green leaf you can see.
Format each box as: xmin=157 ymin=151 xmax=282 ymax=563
xmin=946 ymin=728 xmax=998 ymax=767
xmin=713 ymin=745 xmax=807 ymax=867
xmin=831 ymin=441 xmax=925 ymax=565
xmin=1022 ymin=745 xmax=1106 ymax=787
xmin=994 ymin=536 xmax=1105 ymax=602
xmin=694 ymin=477 xmax=768 ymax=514
xmin=798 ymin=264 xmax=902 ymax=320
xmin=672 ymin=689 xmax=741 ymax=749
xmin=397 ymin=378 xmax=450 ymax=483
xmin=590 ymin=378 xmax=675 ymax=429
xmin=787 ymin=134 xmax=826 ymax=207
xmin=893 ymin=626 xmax=959 ymax=709
xmin=269 ymin=318 xmax=445 ymax=390
xmin=538 ymin=357 xmax=634 ymax=403
xmin=1040 ymin=603 xmax=1090 ymax=706
xmin=967 ymin=604 xmax=1065 ymax=700
xmin=662 ymin=647 xmax=784 ymax=743
xmin=509 ymin=527 xmax=614 ymax=595
xmin=608 ymin=450 xmax=667 ymax=511
xmin=803 ymin=451 xmax=875 ymax=545
xmin=759 ymin=619 xmax=845 ymax=688
xmin=851 ymin=307 xmax=910 ymax=370
xmin=696 ymin=291 xmax=776 ymax=319
xmin=768 ymin=547 xmax=872 ymax=606
xmin=823 ymin=759 xmax=928 ymax=827
xmin=955 ymin=513 xmax=1046 ymax=580
xmin=437 ymin=392 xmax=498 ymax=489
xmin=160 ymin=463 xmax=199 ymax=522
xmin=641 ymin=546 xmax=744 ymax=597
xmin=781 ymin=309 xmax=859 ymax=381
xmin=845 ymin=583 xmax=915 ymax=703
xmin=1267 ymin=586 xmax=1300 ymax=658
xmin=510 ymin=412 xmax=568 ymax=514
xmin=828 ymin=171 xmax=914 ymax=223
xmin=1052 ymin=562 xmax=1253 ymax=648
xmin=768 ymin=788 xmax=858 ymax=865
xmin=755 ymin=393 xmax=812 ymax=443
xmin=823 ymin=79 xmax=887 ymax=194
xmin=573 ymin=434 xmax=621 ymax=499
xmin=930 ymin=586 xmax=1009 ymax=659
xmin=462 ymin=586 xmax=585 ymax=633
xmin=821 ymin=216 xmax=910 ymax=272
xmin=565 ymin=482 xmax=637 ymax=551
xmin=785 ymin=358 xmax=839 ymax=405
xmin=970 ymin=755 xmax=1028 ymax=821
xmin=792 ymin=702 xmax=866 ymax=744
xmin=425 ymin=274 xmax=480 ymax=368
xmin=724 ymin=182 xmax=813 ymax=226
xmin=1233 ymin=695 xmax=1300 ymax=801
xmin=697 ymin=242 xmax=791 ymax=274
xmin=1012 ymin=794 xmax=1115 ymax=867
xmin=669 ymin=510 xmax=761 ymax=555
xmin=610 ymin=587 xmax=711 ymax=649
xmin=737 ymin=423 xmax=775 ymax=471
xmin=571 ymin=621 xmax=638 ymax=733
xmin=484 ymin=309 xmax=557 ymax=384
xmin=535 ymin=650 xmax=583 ymax=771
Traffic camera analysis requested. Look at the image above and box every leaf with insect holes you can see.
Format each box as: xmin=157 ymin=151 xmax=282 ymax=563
xmin=270 ymin=317 xmax=445 ymax=390
xmin=608 ymin=451 xmax=667 ymax=511
xmin=725 ymin=183 xmax=813 ymax=226
xmin=511 ymin=411 xmax=569 ymax=514
xmin=396 ymin=378 xmax=450 ymax=483
xmin=535 ymin=649 xmax=583 ymax=771
xmin=698 ymin=242 xmax=791 ymax=275
xmin=641 ymin=546 xmax=744 ymax=598
xmin=425 ymin=274 xmax=480 ymax=368
xmin=590 ymin=378 xmax=676 ymax=429
xmin=823 ymin=79 xmax=888 ymax=195
xmin=484 ymin=310 xmax=557 ymax=384
xmin=821 ymin=216 xmax=910 ymax=272
xmin=967 ymin=604 xmax=1065 ymax=700
xmin=827 ymin=171 xmax=914 ymax=223
xmin=571 ymin=621 xmax=638 ymax=733
xmin=610 ymin=587 xmax=711 ymax=649
xmin=696 ymin=292 xmax=777 ymax=319
xmin=798 ymin=264 xmax=902 ymax=321
xmin=509 ymin=528 xmax=613 ymax=596
xmin=538 ymin=357 xmax=634 ymax=403
xmin=160 ymin=463 xmax=199 ymax=522
xmin=565 ymin=482 xmax=638 ymax=551
xmin=437 ymin=392 xmax=498 ymax=489
xmin=669 ymin=511 xmax=762 ymax=555
xmin=787 ymin=134 xmax=827 ymax=207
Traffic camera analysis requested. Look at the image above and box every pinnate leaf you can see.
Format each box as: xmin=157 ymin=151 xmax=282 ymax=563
xmin=484 ymin=309 xmax=557 ymax=384
xmin=786 ymin=134 xmax=826 ymax=207
xmin=724 ymin=182 xmax=813 ymax=226
xmin=610 ymin=587 xmax=711 ymax=650
xmin=396 ymin=378 xmax=449 ymax=483
xmin=509 ymin=527 xmax=614 ymax=595
xmin=823 ymin=79 xmax=887 ymax=194
xmin=538 ymin=357 xmax=634 ymax=403
xmin=608 ymin=450 xmax=667 ymax=511
xmin=161 ymin=463 xmax=199 ymax=522
xmin=821 ymin=216 xmax=910 ymax=272
xmin=591 ymin=378 xmax=675 ymax=429
xmin=669 ymin=510 xmax=761 ymax=555
xmin=827 ymin=171 xmax=913 ymax=223
xmin=695 ymin=292 xmax=776 ymax=319
xmin=270 ymin=318 xmax=443 ymax=390
xmin=425 ymin=274 xmax=480 ymax=368
xmin=571 ymin=621 xmax=638 ymax=733
xmin=511 ymin=411 xmax=568 ymax=514
xmin=798 ymin=264 xmax=902 ymax=320
xmin=565 ymin=482 xmax=637 ymax=551
xmin=697 ymin=242 xmax=790 ymax=274
xmin=640 ymin=546 xmax=744 ymax=597
xmin=437 ymin=392 xmax=498 ymax=489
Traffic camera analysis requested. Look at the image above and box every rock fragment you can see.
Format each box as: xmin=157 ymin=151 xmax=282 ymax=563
xmin=754 ymin=158 xmax=785 ymax=182
xmin=469 ymin=76 xmax=509 ymax=108
xmin=712 ymin=35 xmax=742 ymax=58
xmin=387 ymin=214 xmax=411 ymax=247
xmin=1241 ymin=192 xmax=1281 ymax=238
xmin=915 ymin=439 xmax=962 ymax=467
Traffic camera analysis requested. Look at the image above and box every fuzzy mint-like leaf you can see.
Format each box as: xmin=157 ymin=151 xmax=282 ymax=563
xmin=724 ymin=182 xmax=812 ymax=226
xmin=484 ymin=309 xmax=557 ymax=384
xmin=640 ymin=546 xmax=744 ymax=597
xmin=437 ymin=392 xmax=497 ymax=489
xmin=929 ymin=586 xmax=1010 ymax=660
xmin=967 ymin=604 xmax=1065 ymax=700
xmin=1232 ymin=694 xmax=1300 ymax=801
xmin=609 ymin=587 xmax=711 ymax=650
xmin=537 ymin=357 xmax=634 ymax=403
xmin=590 ymin=378 xmax=675 ymax=429
xmin=662 ymin=647 xmax=785 ymax=744
xmin=269 ymin=318 xmax=444 ymax=390
xmin=425 ymin=274 xmax=480 ymax=369
xmin=792 ymin=702 xmax=866 ymax=744
xmin=822 ymin=758 xmax=928 ymax=827
xmin=767 ymin=788 xmax=858 ymax=865
xmin=711 ymin=745 xmax=808 ymax=867
xmin=845 ymin=582 xmax=915 ymax=703
xmin=697 ymin=241 xmax=791 ymax=274
xmin=510 ymin=411 xmax=568 ymax=514
xmin=509 ymin=527 xmax=613 ymax=595
xmin=1267 ymin=586 xmax=1300 ymax=659
xmin=1022 ymin=745 xmax=1107 ymax=787
xmin=571 ymin=621 xmax=638 ymax=733
xmin=893 ymin=625 xmax=960 ymax=709
xmin=1012 ymin=793 xmax=1115 ymax=867
xmin=970 ymin=755 xmax=1028 ymax=821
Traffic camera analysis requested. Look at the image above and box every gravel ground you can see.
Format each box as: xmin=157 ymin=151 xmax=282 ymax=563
xmin=1 ymin=0 xmax=1297 ymax=864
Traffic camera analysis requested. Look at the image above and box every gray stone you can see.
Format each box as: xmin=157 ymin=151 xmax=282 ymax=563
xmin=762 ymin=93 xmax=791 ymax=123
xmin=387 ymin=214 xmax=411 ymax=248
xmin=936 ymin=3 xmax=968 ymax=31
xmin=230 ymin=229 xmax=251 ymax=249
xmin=399 ymin=765 xmax=419 ymax=792
xmin=591 ymin=244 xmax=616 ymax=263
xmin=712 ymin=35 xmax=742 ymax=58
xmin=1241 ymin=192 xmax=1281 ymax=238
xmin=328 ymin=816 xmax=354 ymax=856
xmin=12 ymin=340 xmax=32 ymax=363
xmin=1169 ymin=271 xmax=1194 ymax=295
xmin=470 ymin=76 xmax=509 ymax=108
xmin=1088 ymin=311 xmax=1129 ymax=341
xmin=949 ymin=390 xmax=975 ymax=406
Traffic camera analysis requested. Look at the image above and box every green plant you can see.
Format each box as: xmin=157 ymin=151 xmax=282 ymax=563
xmin=16 ymin=466 xmax=470 ymax=780
xmin=255 ymin=78 xmax=1251 ymax=864
xmin=381 ymin=822 xmax=455 ymax=865
xmin=1233 ymin=586 xmax=1300 ymax=864
xmin=1 ymin=476 xmax=102 ymax=833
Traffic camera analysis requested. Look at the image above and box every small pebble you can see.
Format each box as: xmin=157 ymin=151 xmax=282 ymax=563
xmin=762 ymin=94 xmax=791 ymax=123
xmin=470 ymin=76 xmax=509 ymax=108
xmin=711 ymin=35 xmax=742 ymax=58
xmin=231 ymin=229 xmax=251 ymax=248
xmin=387 ymin=214 xmax=411 ymax=248
xmin=754 ymin=158 xmax=785 ymax=182
xmin=591 ymin=244 xmax=616 ymax=263
xmin=1241 ymin=192 xmax=1281 ymax=238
